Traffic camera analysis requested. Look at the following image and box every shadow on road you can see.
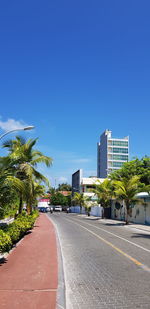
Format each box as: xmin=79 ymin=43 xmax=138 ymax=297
xmin=131 ymin=234 xmax=150 ymax=239
xmin=104 ymin=223 xmax=125 ymax=227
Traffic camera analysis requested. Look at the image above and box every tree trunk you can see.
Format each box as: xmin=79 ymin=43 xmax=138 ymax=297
xmin=126 ymin=204 xmax=130 ymax=225
xmin=26 ymin=197 xmax=32 ymax=214
xmin=144 ymin=205 xmax=146 ymax=224
xmin=18 ymin=194 xmax=23 ymax=214
xmin=26 ymin=204 xmax=31 ymax=215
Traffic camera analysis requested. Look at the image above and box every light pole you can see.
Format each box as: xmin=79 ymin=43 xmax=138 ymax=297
xmin=0 ymin=126 xmax=35 ymax=141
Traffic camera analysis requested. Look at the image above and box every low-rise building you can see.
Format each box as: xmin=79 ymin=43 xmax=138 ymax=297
xmin=72 ymin=169 xmax=105 ymax=219
xmin=72 ymin=169 xmax=105 ymax=198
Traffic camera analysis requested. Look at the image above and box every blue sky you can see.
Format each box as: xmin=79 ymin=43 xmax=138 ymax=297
xmin=0 ymin=0 xmax=150 ymax=186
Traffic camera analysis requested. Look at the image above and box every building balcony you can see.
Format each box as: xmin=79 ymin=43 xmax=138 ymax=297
xmin=108 ymin=151 xmax=129 ymax=155
xmin=108 ymin=158 xmax=129 ymax=162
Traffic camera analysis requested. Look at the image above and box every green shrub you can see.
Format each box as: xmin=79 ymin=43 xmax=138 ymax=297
xmin=0 ymin=210 xmax=39 ymax=253
xmin=30 ymin=210 xmax=39 ymax=219
xmin=7 ymin=222 xmax=22 ymax=243
xmin=0 ymin=230 xmax=12 ymax=253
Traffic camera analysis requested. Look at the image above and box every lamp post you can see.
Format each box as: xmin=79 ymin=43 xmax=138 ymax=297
xmin=0 ymin=126 xmax=35 ymax=141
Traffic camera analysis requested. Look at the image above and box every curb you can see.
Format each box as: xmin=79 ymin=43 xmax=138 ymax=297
xmin=46 ymin=214 xmax=66 ymax=309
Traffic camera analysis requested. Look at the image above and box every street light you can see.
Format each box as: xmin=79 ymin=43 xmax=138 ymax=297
xmin=0 ymin=126 xmax=35 ymax=141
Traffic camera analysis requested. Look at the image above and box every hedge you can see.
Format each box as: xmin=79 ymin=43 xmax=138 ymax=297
xmin=0 ymin=230 xmax=12 ymax=253
xmin=0 ymin=210 xmax=39 ymax=253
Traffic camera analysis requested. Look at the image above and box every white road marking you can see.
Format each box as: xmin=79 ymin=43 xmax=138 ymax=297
xmin=65 ymin=217 xmax=150 ymax=272
xmin=73 ymin=218 xmax=150 ymax=253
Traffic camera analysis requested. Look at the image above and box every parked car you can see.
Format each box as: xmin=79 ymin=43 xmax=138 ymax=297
xmin=38 ymin=207 xmax=50 ymax=213
xmin=54 ymin=205 xmax=62 ymax=212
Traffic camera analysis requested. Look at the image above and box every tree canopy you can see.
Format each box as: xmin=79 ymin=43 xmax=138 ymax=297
xmin=57 ymin=183 xmax=72 ymax=191
xmin=113 ymin=175 xmax=142 ymax=224
xmin=110 ymin=157 xmax=150 ymax=185
xmin=92 ymin=179 xmax=113 ymax=208
xmin=0 ymin=136 xmax=52 ymax=215
xmin=50 ymin=192 xmax=71 ymax=206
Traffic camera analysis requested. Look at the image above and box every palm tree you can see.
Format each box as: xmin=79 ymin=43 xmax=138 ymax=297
xmin=113 ymin=175 xmax=142 ymax=224
xmin=24 ymin=181 xmax=46 ymax=210
xmin=83 ymin=198 xmax=96 ymax=216
xmin=72 ymin=192 xmax=88 ymax=214
xmin=0 ymin=166 xmax=23 ymax=218
xmin=92 ymin=179 xmax=113 ymax=217
xmin=2 ymin=136 xmax=52 ymax=214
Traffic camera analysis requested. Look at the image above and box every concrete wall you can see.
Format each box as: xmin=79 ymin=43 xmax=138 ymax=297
xmin=70 ymin=198 xmax=150 ymax=225
xmin=90 ymin=205 xmax=103 ymax=217
xmin=70 ymin=205 xmax=103 ymax=217
xmin=70 ymin=206 xmax=86 ymax=214
xmin=111 ymin=199 xmax=150 ymax=224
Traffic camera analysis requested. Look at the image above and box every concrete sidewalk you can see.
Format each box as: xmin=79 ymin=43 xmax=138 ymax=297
xmin=79 ymin=215 xmax=150 ymax=233
xmin=0 ymin=214 xmax=58 ymax=309
xmin=102 ymin=219 xmax=150 ymax=232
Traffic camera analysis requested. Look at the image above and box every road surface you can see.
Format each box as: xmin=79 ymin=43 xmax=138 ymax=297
xmin=48 ymin=212 xmax=150 ymax=309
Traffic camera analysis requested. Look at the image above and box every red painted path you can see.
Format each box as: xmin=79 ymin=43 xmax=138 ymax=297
xmin=0 ymin=214 xmax=58 ymax=309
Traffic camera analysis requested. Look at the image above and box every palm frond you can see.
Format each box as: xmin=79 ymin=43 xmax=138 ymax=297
xmin=31 ymin=156 xmax=53 ymax=167
xmin=27 ymin=138 xmax=38 ymax=150
xmin=5 ymin=176 xmax=24 ymax=191
xmin=2 ymin=139 xmax=14 ymax=149
xmin=15 ymin=135 xmax=27 ymax=145
xmin=32 ymin=169 xmax=50 ymax=186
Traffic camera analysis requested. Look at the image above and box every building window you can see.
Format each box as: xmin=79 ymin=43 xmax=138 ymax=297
xmin=112 ymin=154 xmax=128 ymax=161
xmin=111 ymin=141 xmax=128 ymax=147
xmin=112 ymin=147 xmax=128 ymax=154
xmin=112 ymin=162 xmax=124 ymax=167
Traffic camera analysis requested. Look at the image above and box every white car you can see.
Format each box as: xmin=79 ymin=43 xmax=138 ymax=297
xmin=54 ymin=205 xmax=62 ymax=212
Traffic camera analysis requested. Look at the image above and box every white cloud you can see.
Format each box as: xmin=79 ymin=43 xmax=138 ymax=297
xmin=0 ymin=118 xmax=29 ymax=132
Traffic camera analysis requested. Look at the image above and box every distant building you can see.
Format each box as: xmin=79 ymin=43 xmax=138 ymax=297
xmin=97 ymin=129 xmax=129 ymax=178
xmin=71 ymin=170 xmax=105 ymax=217
xmin=72 ymin=169 xmax=104 ymax=198
xmin=72 ymin=169 xmax=83 ymax=195
xmin=58 ymin=191 xmax=71 ymax=196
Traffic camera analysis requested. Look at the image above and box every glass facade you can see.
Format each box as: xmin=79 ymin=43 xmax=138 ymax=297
xmin=112 ymin=141 xmax=128 ymax=147
xmin=108 ymin=140 xmax=128 ymax=147
xmin=112 ymin=154 xmax=128 ymax=161
xmin=112 ymin=147 xmax=128 ymax=154
xmin=112 ymin=162 xmax=124 ymax=167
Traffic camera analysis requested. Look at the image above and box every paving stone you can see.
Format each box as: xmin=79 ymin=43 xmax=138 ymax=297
xmin=49 ymin=213 xmax=150 ymax=309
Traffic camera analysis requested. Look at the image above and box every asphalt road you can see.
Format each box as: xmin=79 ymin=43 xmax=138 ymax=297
xmin=48 ymin=213 xmax=150 ymax=309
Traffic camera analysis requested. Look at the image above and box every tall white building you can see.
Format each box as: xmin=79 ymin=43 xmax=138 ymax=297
xmin=97 ymin=130 xmax=129 ymax=178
